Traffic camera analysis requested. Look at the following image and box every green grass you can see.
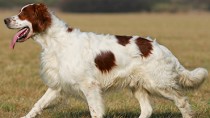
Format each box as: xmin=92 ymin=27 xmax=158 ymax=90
xmin=0 ymin=11 xmax=210 ymax=118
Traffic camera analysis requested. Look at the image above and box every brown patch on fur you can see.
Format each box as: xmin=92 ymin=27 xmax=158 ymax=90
xmin=95 ymin=51 xmax=116 ymax=73
xmin=135 ymin=37 xmax=153 ymax=57
xmin=67 ymin=27 xmax=73 ymax=32
xmin=116 ymin=35 xmax=132 ymax=46
xmin=18 ymin=3 xmax=51 ymax=33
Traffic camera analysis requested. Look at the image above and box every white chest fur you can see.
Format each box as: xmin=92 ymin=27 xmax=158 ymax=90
xmin=40 ymin=50 xmax=60 ymax=89
xmin=40 ymin=47 xmax=89 ymax=97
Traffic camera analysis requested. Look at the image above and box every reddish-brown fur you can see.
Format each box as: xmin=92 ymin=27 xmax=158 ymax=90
xmin=115 ymin=35 xmax=132 ymax=46
xmin=135 ymin=37 xmax=153 ymax=57
xmin=95 ymin=51 xmax=116 ymax=73
xmin=18 ymin=4 xmax=51 ymax=33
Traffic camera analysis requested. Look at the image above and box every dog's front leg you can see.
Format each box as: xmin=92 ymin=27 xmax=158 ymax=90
xmin=80 ymin=80 xmax=104 ymax=118
xmin=21 ymin=88 xmax=60 ymax=118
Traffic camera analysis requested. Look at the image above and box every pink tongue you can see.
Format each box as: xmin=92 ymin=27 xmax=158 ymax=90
xmin=10 ymin=28 xmax=28 ymax=49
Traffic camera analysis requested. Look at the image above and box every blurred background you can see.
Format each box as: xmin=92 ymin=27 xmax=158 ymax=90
xmin=0 ymin=0 xmax=210 ymax=118
xmin=0 ymin=0 xmax=210 ymax=13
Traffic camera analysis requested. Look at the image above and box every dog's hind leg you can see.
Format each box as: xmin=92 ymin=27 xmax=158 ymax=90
xmin=21 ymin=88 xmax=60 ymax=118
xmin=132 ymin=87 xmax=153 ymax=118
xmin=80 ymin=80 xmax=104 ymax=118
xmin=157 ymin=88 xmax=193 ymax=118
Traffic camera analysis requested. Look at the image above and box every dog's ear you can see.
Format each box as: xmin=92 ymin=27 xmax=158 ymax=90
xmin=33 ymin=3 xmax=51 ymax=33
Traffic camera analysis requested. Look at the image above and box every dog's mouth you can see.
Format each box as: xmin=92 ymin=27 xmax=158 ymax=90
xmin=10 ymin=27 xmax=32 ymax=49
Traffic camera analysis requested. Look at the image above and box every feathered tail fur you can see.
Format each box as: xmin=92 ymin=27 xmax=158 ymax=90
xmin=178 ymin=67 xmax=208 ymax=89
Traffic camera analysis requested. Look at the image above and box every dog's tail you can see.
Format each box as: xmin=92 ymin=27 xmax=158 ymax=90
xmin=178 ymin=67 xmax=208 ymax=89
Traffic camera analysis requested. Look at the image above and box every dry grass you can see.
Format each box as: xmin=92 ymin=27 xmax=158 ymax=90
xmin=0 ymin=11 xmax=210 ymax=118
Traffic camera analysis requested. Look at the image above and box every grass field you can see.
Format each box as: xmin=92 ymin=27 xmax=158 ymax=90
xmin=0 ymin=11 xmax=210 ymax=118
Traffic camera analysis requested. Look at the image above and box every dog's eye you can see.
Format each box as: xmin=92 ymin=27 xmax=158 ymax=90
xmin=18 ymin=12 xmax=27 ymax=19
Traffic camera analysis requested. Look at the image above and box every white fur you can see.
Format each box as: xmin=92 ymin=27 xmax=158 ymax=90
xmin=9 ymin=5 xmax=208 ymax=118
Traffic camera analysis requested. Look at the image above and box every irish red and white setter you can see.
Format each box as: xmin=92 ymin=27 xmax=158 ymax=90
xmin=4 ymin=3 xmax=208 ymax=118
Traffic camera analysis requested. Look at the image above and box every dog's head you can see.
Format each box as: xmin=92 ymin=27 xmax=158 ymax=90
xmin=4 ymin=3 xmax=51 ymax=49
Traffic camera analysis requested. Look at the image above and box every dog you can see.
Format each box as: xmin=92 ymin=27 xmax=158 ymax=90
xmin=4 ymin=3 xmax=208 ymax=118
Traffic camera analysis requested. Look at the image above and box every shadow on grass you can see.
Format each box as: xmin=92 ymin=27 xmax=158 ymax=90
xmin=54 ymin=109 xmax=182 ymax=118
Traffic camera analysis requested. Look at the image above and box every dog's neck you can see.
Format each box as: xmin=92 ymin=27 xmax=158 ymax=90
xmin=33 ymin=13 xmax=71 ymax=49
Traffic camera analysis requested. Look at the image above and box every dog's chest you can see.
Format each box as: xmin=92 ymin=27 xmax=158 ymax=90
xmin=40 ymin=50 xmax=60 ymax=88
xmin=40 ymin=50 xmax=83 ymax=93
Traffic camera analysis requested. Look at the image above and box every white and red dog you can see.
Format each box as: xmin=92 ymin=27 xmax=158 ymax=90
xmin=4 ymin=3 xmax=208 ymax=118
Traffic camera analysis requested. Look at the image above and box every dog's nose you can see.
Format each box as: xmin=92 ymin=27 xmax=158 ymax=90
xmin=4 ymin=18 xmax=11 ymax=24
